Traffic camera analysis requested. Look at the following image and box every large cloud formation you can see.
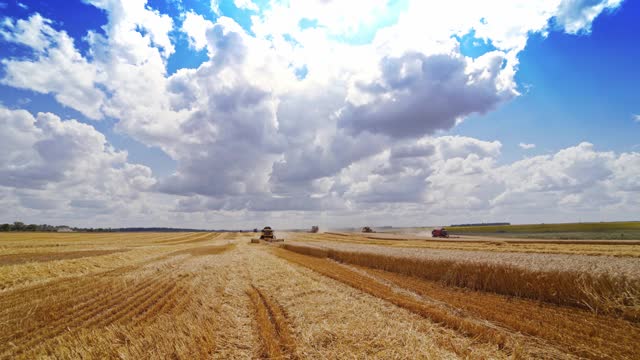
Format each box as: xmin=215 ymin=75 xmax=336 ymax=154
xmin=0 ymin=0 xmax=635 ymax=227
xmin=0 ymin=107 xmax=159 ymax=225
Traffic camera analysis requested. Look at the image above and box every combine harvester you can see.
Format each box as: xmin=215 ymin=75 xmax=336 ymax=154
xmin=251 ymin=226 xmax=284 ymax=243
xmin=309 ymin=226 xmax=319 ymax=233
xmin=431 ymin=227 xmax=449 ymax=238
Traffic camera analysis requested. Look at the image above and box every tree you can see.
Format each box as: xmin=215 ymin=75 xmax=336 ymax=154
xmin=13 ymin=222 xmax=25 ymax=231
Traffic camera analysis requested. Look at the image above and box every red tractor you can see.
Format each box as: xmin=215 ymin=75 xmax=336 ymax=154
xmin=431 ymin=227 xmax=449 ymax=238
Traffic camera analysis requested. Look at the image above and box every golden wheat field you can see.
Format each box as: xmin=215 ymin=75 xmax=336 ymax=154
xmin=1 ymin=231 xmax=639 ymax=359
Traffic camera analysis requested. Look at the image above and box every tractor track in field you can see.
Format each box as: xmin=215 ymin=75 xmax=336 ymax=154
xmin=247 ymin=284 xmax=298 ymax=359
xmin=274 ymin=249 xmax=572 ymax=358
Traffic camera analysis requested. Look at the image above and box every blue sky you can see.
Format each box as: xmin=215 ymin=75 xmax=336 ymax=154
xmin=452 ymin=0 xmax=640 ymax=162
xmin=0 ymin=0 xmax=638 ymax=228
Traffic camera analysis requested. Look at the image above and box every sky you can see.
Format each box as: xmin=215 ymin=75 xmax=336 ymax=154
xmin=0 ymin=0 xmax=638 ymax=229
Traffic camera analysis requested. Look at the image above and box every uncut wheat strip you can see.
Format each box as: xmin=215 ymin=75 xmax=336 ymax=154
xmin=284 ymin=242 xmax=637 ymax=357
xmin=359 ymin=265 xmax=639 ymax=360
xmin=369 ymin=240 xmax=640 ymax=258
xmin=452 ymin=242 xmax=640 ymax=258
xmin=283 ymin=242 xmax=640 ymax=319
xmin=294 ymin=240 xmax=640 ymax=279
xmin=274 ymin=248 xmax=515 ymax=350
xmin=272 ymin=248 xmax=588 ymax=357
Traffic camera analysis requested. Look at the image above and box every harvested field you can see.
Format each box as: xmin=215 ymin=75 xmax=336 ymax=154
xmin=273 ymin=247 xmax=639 ymax=359
xmin=0 ymin=249 xmax=127 ymax=266
xmin=447 ymin=221 xmax=640 ymax=235
xmin=286 ymin=239 xmax=640 ymax=277
xmin=282 ymin=243 xmax=640 ymax=316
xmin=292 ymin=232 xmax=640 ymax=257
xmin=1 ymin=231 xmax=638 ymax=359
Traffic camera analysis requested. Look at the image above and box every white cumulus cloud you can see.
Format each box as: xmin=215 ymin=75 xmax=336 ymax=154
xmin=0 ymin=0 xmax=631 ymax=227
xmin=234 ymin=0 xmax=258 ymax=11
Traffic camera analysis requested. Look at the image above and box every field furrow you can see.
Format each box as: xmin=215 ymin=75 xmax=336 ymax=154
xmin=1 ymin=255 xmax=203 ymax=358
xmin=248 ymin=284 xmax=298 ymax=359
xmin=2 ymin=277 xmax=166 ymax=357
xmin=131 ymin=281 xmax=191 ymax=327
xmin=0 ymin=276 xmax=156 ymax=342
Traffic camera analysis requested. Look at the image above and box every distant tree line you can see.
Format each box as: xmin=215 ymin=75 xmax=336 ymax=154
xmin=115 ymin=227 xmax=211 ymax=232
xmin=0 ymin=222 xmax=78 ymax=232
xmin=449 ymin=222 xmax=511 ymax=227
xmin=0 ymin=222 xmax=220 ymax=232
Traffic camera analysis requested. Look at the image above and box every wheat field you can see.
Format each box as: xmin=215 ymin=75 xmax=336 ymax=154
xmin=1 ymin=231 xmax=639 ymax=359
